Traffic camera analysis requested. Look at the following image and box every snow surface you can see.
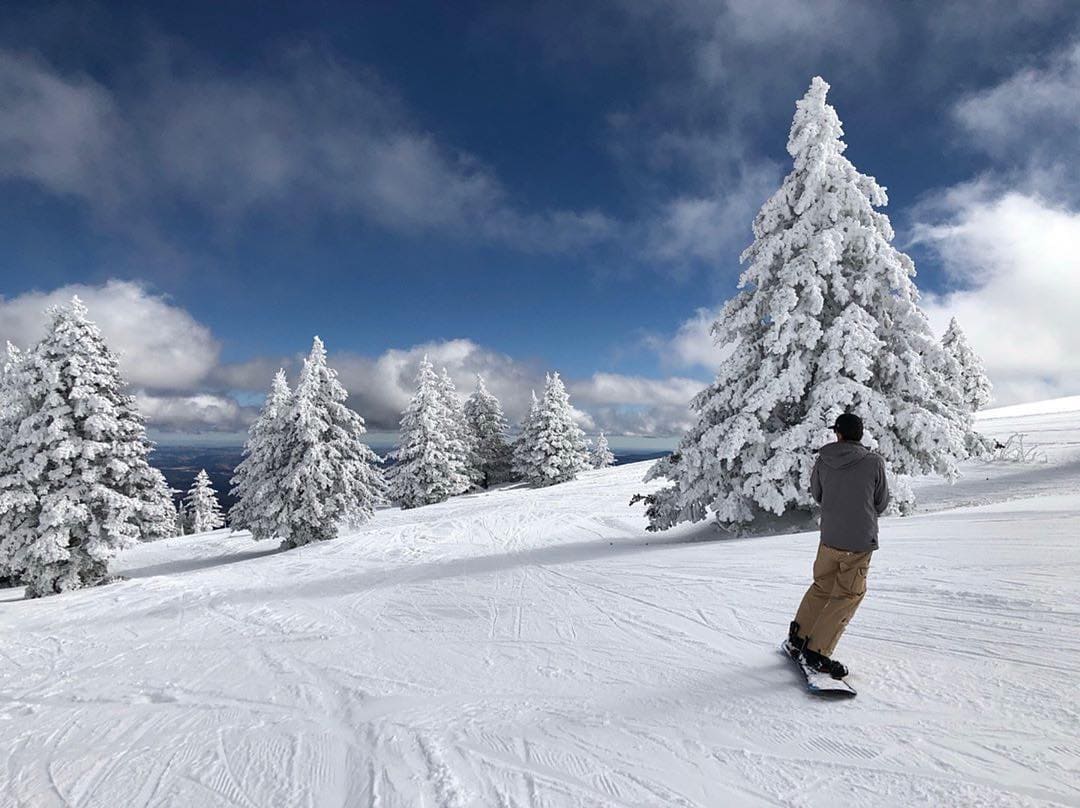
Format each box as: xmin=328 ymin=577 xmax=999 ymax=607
xmin=978 ymin=395 xmax=1080 ymax=420
xmin=2 ymin=405 xmax=1079 ymax=806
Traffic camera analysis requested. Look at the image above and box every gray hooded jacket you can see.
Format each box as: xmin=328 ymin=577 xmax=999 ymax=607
xmin=810 ymin=442 xmax=890 ymax=552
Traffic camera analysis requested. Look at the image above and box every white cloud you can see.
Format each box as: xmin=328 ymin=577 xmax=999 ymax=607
xmin=0 ymin=50 xmax=119 ymax=199
xmin=915 ymin=191 xmax=1080 ymax=405
xmin=644 ymin=306 xmax=736 ymax=373
xmin=135 ymin=393 xmax=254 ymax=433
xmin=570 ymin=372 xmax=703 ymax=409
xmin=952 ymin=40 xmax=1080 ymax=201
xmin=568 ymin=372 xmax=704 ymax=436
xmin=0 ymin=46 xmax=613 ymax=253
xmin=645 ymin=160 xmax=777 ymax=266
xmin=911 ymin=41 xmax=1080 ymax=406
xmin=953 ymin=42 xmax=1080 ymax=157
xmin=0 ymin=280 xmax=703 ymax=437
xmin=0 ymin=280 xmax=219 ymax=390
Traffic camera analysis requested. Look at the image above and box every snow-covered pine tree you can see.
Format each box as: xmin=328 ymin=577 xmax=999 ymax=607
xmin=941 ymin=317 xmax=995 ymax=458
xmin=591 ymin=432 xmax=615 ymax=469
xmin=230 ymin=369 xmax=292 ymax=541
xmin=135 ymin=465 xmax=180 ymax=540
xmin=942 ymin=318 xmax=992 ymax=412
xmin=276 ymin=337 xmax=386 ymax=547
xmin=512 ymin=389 xmax=541 ymax=482
xmin=515 ymin=372 xmax=591 ymax=487
xmin=0 ymin=343 xmax=31 ymax=584
xmin=437 ymin=368 xmax=478 ymax=493
xmin=642 ymin=77 xmax=969 ymax=532
xmin=463 ymin=374 xmax=513 ymax=488
xmin=388 ymin=356 xmax=472 ymax=508
xmin=0 ymin=298 xmax=176 ymax=596
xmin=182 ymin=469 xmax=225 ymax=534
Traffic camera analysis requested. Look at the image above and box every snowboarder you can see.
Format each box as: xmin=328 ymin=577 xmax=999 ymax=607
xmin=787 ymin=413 xmax=889 ymax=678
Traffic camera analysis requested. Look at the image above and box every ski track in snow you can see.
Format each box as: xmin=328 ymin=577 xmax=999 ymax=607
xmin=1 ymin=408 xmax=1079 ymax=806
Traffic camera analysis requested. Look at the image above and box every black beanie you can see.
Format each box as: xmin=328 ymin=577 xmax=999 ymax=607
xmin=832 ymin=413 xmax=864 ymax=442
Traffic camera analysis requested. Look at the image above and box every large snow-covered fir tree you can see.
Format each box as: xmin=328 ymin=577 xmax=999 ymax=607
xmin=514 ymin=373 xmax=591 ymax=487
xmin=463 ymin=375 xmax=513 ymax=488
xmin=942 ymin=318 xmax=992 ymax=412
xmin=182 ymin=469 xmax=225 ymax=534
xmin=275 ymin=337 xmax=386 ymax=548
xmin=0 ymin=298 xmax=177 ymax=596
xmin=642 ymin=77 xmax=969 ymax=532
xmin=591 ymin=432 xmax=615 ymax=469
xmin=230 ymin=369 xmax=292 ymax=541
xmin=389 ymin=357 xmax=473 ymax=508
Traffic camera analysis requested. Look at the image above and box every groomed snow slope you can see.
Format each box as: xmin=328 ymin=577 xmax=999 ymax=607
xmin=2 ymin=405 xmax=1079 ymax=807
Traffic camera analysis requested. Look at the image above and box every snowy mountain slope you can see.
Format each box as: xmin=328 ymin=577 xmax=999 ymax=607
xmin=910 ymin=399 xmax=1080 ymax=513
xmin=1 ymin=404 xmax=1079 ymax=807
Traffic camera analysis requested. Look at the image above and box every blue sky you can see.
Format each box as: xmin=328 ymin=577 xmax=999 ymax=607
xmin=2 ymin=1 xmax=1080 ymax=444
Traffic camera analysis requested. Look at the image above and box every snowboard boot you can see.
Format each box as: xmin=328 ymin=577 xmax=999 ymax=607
xmin=785 ymin=621 xmax=807 ymax=659
xmin=802 ymin=647 xmax=849 ymax=679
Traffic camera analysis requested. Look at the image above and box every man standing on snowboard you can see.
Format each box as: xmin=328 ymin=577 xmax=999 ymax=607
xmin=788 ymin=413 xmax=889 ymax=678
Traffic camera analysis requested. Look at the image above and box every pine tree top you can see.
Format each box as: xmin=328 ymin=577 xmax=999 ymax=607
xmin=788 ymin=76 xmax=845 ymax=162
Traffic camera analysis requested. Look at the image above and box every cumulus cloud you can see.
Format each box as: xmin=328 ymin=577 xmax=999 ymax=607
xmin=952 ymin=40 xmax=1080 ymax=198
xmin=0 ymin=50 xmax=119 ymax=199
xmin=911 ymin=41 xmax=1080 ymax=406
xmin=0 ymin=280 xmax=219 ymax=390
xmin=135 ymin=393 xmax=255 ymax=434
xmin=953 ymin=41 xmax=1080 ymax=154
xmin=0 ymin=46 xmax=614 ymax=253
xmin=642 ymin=305 xmax=737 ymax=375
xmin=567 ymin=372 xmax=703 ymax=436
xmin=914 ymin=191 xmax=1080 ymax=405
xmin=0 ymin=279 xmax=702 ymax=437
xmin=645 ymin=160 xmax=778 ymax=266
xmin=570 ymin=372 xmax=702 ymax=409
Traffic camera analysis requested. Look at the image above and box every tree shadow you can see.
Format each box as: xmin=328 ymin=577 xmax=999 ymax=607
xmin=0 ymin=586 xmax=23 ymax=604
xmin=231 ymin=520 xmax=750 ymax=604
xmin=121 ymin=545 xmax=287 ymax=580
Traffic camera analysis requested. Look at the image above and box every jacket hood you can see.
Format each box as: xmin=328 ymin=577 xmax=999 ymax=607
xmin=818 ymin=441 xmax=871 ymax=470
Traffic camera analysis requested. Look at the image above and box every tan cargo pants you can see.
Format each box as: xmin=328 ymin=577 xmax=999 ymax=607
xmin=794 ymin=542 xmax=872 ymax=657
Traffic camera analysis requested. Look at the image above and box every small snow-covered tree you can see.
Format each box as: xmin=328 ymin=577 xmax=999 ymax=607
xmin=437 ymin=368 xmax=478 ymax=492
xmin=0 ymin=298 xmax=172 ymax=596
xmin=182 ymin=469 xmax=225 ymax=534
xmin=515 ymin=372 xmax=591 ymax=487
xmin=463 ymin=375 xmax=513 ymax=487
xmin=230 ymin=369 xmax=292 ymax=540
xmin=389 ymin=357 xmax=472 ymax=508
xmin=136 ymin=465 xmax=180 ymax=541
xmin=941 ymin=317 xmax=995 ymax=458
xmin=591 ymin=432 xmax=615 ymax=469
xmin=276 ymin=337 xmax=385 ymax=547
xmin=641 ymin=77 xmax=969 ymax=532
xmin=511 ymin=390 xmax=541 ymax=481
xmin=942 ymin=318 xmax=992 ymax=412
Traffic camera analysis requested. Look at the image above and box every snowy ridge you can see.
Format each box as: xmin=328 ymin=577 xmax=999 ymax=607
xmin=977 ymin=394 xmax=1080 ymax=420
xmin=1 ymin=405 xmax=1079 ymax=806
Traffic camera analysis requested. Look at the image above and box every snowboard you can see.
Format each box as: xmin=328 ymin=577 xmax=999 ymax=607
xmin=780 ymin=641 xmax=857 ymax=698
